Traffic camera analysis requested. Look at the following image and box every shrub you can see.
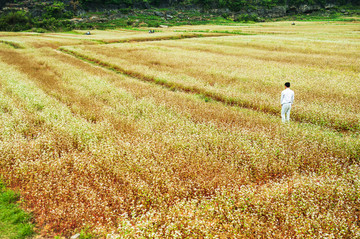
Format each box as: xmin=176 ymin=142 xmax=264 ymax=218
xmin=126 ymin=19 xmax=134 ymax=25
xmin=34 ymin=18 xmax=74 ymax=32
xmin=119 ymin=8 xmax=131 ymax=14
xmin=234 ymin=13 xmax=260 ymax=22
xmin=42 ymin=1 xmax=73 ymax=19
xmin=147 ymin=21 xmax=160 ymax=27
xmin=0 ymin=11 xmax=33 ymax=31
xmin=30 ymin=28 xmax=48 ymax=33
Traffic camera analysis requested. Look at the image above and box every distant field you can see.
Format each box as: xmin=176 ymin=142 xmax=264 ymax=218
xmin=0 ymin=22 xmax=359 ymax=238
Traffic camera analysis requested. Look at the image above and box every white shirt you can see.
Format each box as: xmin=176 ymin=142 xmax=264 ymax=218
xmin=281 ymin=88 xmax=294 ymax=105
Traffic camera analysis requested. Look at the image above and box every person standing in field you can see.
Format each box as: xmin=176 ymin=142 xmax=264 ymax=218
xmin=281 ymin=82 xmax=294 ymax=123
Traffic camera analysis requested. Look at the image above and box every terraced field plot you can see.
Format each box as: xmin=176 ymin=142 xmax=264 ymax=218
xmin=0 ymin=22 xmax=359 ymax=237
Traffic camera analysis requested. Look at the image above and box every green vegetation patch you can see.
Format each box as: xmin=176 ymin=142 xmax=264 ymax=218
xmin=0 ymin=182 xmax=35 ymax=239
xmin=0 ymin=40 xmax=25 ymax=49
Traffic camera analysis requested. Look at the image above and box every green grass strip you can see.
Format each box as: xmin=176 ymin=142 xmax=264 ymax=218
xmin=0 ymin=182 xmax=35 ymax=239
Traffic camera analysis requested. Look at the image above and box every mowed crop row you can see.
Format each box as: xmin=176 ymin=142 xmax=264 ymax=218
xmin=0 ymin=22 xmax=359 ymax=237
xmin=60 ymin=24 xmax=360 ymax=132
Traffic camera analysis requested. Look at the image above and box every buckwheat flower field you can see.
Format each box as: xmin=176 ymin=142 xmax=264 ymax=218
xmin=0 ymin=21 xmax=359 ymax=238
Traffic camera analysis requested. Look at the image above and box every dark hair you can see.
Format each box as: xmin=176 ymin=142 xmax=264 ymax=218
xmin=285 ymin=82 xmax=290 ymax=87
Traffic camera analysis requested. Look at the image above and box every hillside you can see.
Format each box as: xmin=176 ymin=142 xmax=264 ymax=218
xmin=1 ymin=0 xmax=359 ymax=10
xmin=0 ymin=0 xmax=359 ymax=31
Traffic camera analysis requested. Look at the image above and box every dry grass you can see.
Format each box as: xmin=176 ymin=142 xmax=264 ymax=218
xmin=0 ymin=30 xmax=225 ymax=49
xmin=61 ymin=29 xmax=360 ymax=131
xmin=0 ymin=22 xmax=359 ymax=238
xmin=51 ymin=30 xmax=224 ymax=43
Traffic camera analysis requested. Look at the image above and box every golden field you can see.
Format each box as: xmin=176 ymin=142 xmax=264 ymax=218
xmin=0 ymin=22 xmax=359 ymax=238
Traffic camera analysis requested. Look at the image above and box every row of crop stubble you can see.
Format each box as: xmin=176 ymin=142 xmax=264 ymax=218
xmin=0 ymin=25 xmax=359 ymax=237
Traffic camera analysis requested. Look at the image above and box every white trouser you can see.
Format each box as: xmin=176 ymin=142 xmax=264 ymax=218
xmin=281 ymin=103 xmax=292 ymax=123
